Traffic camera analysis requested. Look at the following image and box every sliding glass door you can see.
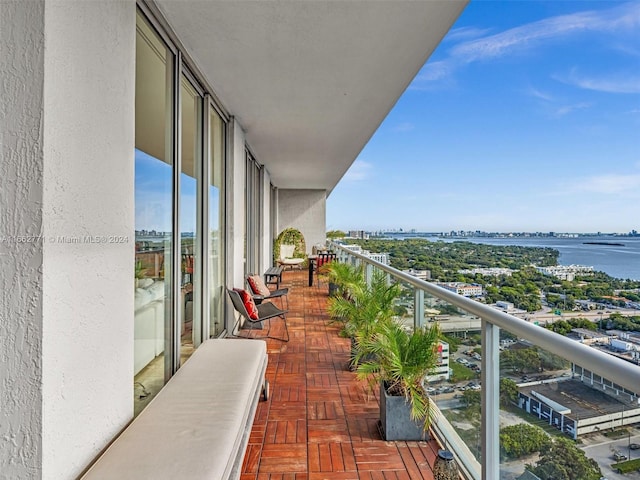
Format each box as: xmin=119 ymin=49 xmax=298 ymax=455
xmin=179 ymin=75 xmax=202 ymax=364
xmin=134 ymin=10 xmax=175 ymax=413
xmin=245 ymin=151 xmax=263 ymax=276
xmin=209 ymin=106 xmax=225 ymax=337
xmin=134 ymin=7 xmax=228 ymax=415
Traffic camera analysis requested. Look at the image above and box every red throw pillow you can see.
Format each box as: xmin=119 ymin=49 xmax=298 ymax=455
xmin=235 ymin=288 xmax=259 ymax=320
xmin=247 ymin=275 xmax=271 ymax=296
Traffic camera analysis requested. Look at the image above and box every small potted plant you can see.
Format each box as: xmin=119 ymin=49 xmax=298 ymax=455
xmin=356 ymin=319 xmax=442 ymax=441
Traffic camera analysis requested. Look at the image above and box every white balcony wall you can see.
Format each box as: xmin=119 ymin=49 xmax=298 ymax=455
xmin=277 ymin=189 xmax=326 ymax=254
xmin=0 ymin=1 xmax=45 ymax=476
xmin=41 ymin=2 xmax=136 ymax=478
xmin=0 ymin=1 xmax=135 ymax=479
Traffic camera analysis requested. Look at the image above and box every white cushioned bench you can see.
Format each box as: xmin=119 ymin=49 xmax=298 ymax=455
xmin=82 ymin=339 xmax=267 ymax=480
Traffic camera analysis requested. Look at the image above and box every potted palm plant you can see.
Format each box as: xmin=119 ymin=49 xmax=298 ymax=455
xmin=328 ymin=268 xmax=398 ymax=344
xmin=356 ymin=319 xmax=442 ymax=441
xmin=323 ymin=261 xmax=363 ymax=299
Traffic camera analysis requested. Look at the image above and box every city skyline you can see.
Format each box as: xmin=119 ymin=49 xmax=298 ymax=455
xmin=327 ymin=1 xmax=640 ymax=233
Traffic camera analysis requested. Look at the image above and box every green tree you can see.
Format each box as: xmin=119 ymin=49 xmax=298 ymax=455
xmin=500 ymin=424 xmax=549 ymax=459
xmin=326 ymin=230 xmax=346 ymax=239
xmin=500 ymin=378 xmax=519 ymax=407
xmin=501 ymin=348 xmax=542 ymax=373
xmin=459 ymin=388 xmax=481 ymax=420
xmin=528 ymin=436 xmax=602 ymax=480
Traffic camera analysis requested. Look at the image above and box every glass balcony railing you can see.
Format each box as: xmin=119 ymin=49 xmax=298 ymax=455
xmin=331 ymin=242 xmax=640 ymax=480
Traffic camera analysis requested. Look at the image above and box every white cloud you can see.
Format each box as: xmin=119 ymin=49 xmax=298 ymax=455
xmin=342 ymin=160 xmax=372 ymax=182
xmin=554 ymin=102 xmax=592 ymax=116
xmin=392 ymin=122 xmax=415 ymax=133
xmin=555 ymin=71 xmax=640 ymax=94
xmin=444 ymin=26 xmax=493 ymax=43
xmin=450 ymin=3 xmax=640 ymax=64
xmin=415 ymin=2 xmax=640 ymax=85
xmin=524 ymin=86 xmax=555 ymax=102
xmin=571 ymin=173 xmax=640 ymax=194
xmin=413 ymin=61 xmax=453 ymax=83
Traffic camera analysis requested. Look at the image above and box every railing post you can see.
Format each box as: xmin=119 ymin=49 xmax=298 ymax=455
xmin=365 ymin=263 xmax=373 ymax=286
xmin=481 ymin=319 xmax=500 ymax=480
xmin=414 ymin=289 xmax=424 ymax=330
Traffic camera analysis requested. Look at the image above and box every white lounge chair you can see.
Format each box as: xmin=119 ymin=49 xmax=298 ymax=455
xmin=278 ymin=244 xmax=305 ymax=270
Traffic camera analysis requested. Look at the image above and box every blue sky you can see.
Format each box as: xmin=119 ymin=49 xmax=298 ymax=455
xmin=327 ymin=1 xmax=640 ymax=234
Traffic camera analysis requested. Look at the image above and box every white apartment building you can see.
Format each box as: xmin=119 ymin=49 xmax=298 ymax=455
xmin=458 ymin=267 xmax=514 ymax=277
xmin=342 ymin=244 xmax=389 ymax=265
xmin=403 ymin=268 xmax=432 ymax=281
xmin=367 ymin=252 xmax=390 ymax=266
xmin=437 ymin=282 xmax=484 ymax=297
xmin=1 ymin=2 xmax=467 ymax=477
xmin=496 ymin=301 xmax=515 ymax=312
xmin=426 ymin=341 xmax=450 ymax=383
xmin=536 ymin=265 xmax=594 ymax=281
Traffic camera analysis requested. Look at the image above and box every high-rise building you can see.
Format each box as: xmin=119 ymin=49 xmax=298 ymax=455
xmin=0 ymin=2 xmax=467 ymax=477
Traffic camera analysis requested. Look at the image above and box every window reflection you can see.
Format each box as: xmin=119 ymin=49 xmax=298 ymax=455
xmin=179 ymin=77 xmax=201 ymax=364
xmin=134 ymin=11 xmax=174 ymax=415
xmin=209 ymin=109 xmax=224 ymax=337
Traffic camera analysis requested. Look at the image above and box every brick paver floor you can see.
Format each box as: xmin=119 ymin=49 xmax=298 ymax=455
xmin=240 ymin=270 xmax=439 ymax=480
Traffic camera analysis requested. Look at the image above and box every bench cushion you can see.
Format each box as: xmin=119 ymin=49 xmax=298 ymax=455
xmin=82 ymin=339 xmax=267 ymax=480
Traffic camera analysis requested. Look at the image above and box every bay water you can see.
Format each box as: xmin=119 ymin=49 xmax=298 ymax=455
xmin=437 ymin=236 xmax=640 ymax=281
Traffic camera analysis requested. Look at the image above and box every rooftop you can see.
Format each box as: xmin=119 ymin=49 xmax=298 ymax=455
xmin=241 ymin=270 xmax=442 ymax=479
xmin=519 ymin=379 xmax=626 ymax=421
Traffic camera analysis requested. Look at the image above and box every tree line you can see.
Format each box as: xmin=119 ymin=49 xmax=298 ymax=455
xmin=345 ymin=238 xmax=640 ymax=313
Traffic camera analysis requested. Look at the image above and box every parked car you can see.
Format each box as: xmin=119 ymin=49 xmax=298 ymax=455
xmin=612 ymin=451 xmax=627 ymax=461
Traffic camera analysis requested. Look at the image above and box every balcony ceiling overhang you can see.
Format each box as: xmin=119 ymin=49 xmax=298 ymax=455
xmin=154 ymin=0 xmax=467 ymax=193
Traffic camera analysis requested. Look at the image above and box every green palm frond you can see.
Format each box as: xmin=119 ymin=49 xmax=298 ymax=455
xmin=356 ymin=319 xmax=442 ymax=429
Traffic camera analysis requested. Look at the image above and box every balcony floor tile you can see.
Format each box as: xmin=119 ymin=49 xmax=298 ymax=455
xmin=241 ymin=271 xmax=438 ymax=480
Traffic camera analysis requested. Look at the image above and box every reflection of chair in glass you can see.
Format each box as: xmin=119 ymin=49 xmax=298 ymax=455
xmin=181 ymin=253 xmax=194 ymax=284
xmin=227 ymin=288 xmax=289 ymax=342
xmin=278 ymin=244 xmax=305 ymax=270
xmin=246 ymin=274 xmax=288 ymax=309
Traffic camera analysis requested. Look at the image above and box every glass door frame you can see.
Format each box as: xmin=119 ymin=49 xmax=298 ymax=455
xmin=136 ymin=2 xmax=230 ymax=398
xmin=203 ymin=98 xmax=229 ymax=339
xmin=245 ymin=149 xmax=263 ymax=276
xmin=177 ymin=67 xmax=206 ymax=367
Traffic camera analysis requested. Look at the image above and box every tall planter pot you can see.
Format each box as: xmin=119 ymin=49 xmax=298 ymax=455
xmin=379 ymin=381 xmax=429 ymax=441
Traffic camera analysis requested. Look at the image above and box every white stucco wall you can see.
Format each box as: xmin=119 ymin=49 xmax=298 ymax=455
xmin=277 ymin=189 xmax=326 ymax=254
xmin=41 ymin=2 xmax=135 ymax=479
xmin=0 ymin=1 xmax=45 ymax=477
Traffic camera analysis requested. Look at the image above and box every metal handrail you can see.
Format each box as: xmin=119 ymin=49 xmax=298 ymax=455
xmin=331 ymin=242 xmax=640 ymax=393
